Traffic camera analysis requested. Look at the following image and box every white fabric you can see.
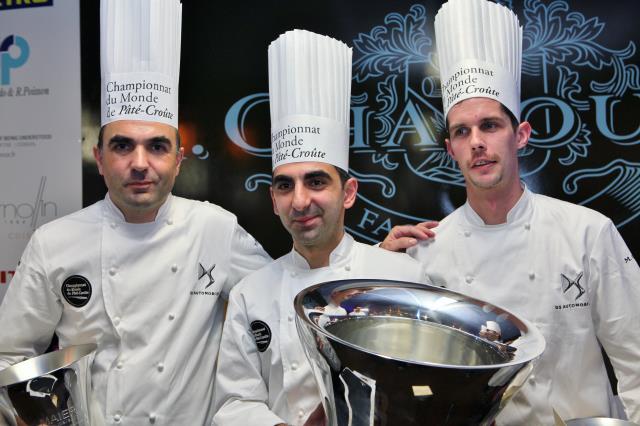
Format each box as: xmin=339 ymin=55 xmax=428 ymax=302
xmin=435 ymin=0 xmax=522 ymax=119
xmin=268 ymin=30 xmax=352 ymax=171
xmin=101 ymin=0 xmax=182 ymax=128
xmin=213 ymin=233 xmax=430 ymax=426
xmin=408 ymin=187 xmax=640 ymax=425
xmin=0 ymin=194 xmax=271 ymax=425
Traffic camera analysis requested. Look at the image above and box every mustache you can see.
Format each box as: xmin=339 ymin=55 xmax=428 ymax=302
xmin=290 ymin=206 xmax=323 ymax=219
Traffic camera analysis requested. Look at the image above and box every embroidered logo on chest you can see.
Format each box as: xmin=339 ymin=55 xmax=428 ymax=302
xmin=198 ymin=263 xmax=216 ymax=288
xmin=61 ymin=275 xmax=92 ymax=308
xmin=555 ymin=272 xmax=589 ymax=311
xmin=250 ymin=320 xmax=272 ymax=352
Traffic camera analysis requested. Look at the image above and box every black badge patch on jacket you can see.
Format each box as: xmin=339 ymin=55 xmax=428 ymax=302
xmin=250 ymin=320 xmax=272 ymax=352
xmin=61 ymin=275 xmax=92 ymax=308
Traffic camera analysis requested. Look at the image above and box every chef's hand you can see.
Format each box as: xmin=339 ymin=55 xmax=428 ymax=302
xmin=380 ymin=221 xmax=438 ymax=252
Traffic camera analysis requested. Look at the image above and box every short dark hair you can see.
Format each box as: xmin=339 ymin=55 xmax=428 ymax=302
xmin=97 ymin=125 xmax=181 ymax=150
xmin=444 ymin=101 xmax=520 ymax=137
xmin=334 ymin=166 xmax=350 ymax=187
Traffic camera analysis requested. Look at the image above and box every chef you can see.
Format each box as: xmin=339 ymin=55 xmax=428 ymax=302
xmin=0 ymin=0 xmax=271 ymax=424
xmin=381 ymin=0 xmax=640 ymax=424
xmin=212 ymin=29 xmax=430 ymax=426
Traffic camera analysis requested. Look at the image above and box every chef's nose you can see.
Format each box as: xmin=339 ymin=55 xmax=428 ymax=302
xmin=469 ymin=128 xmax=486 ymax=151
xmin=292 ymin=184 xmax=311 ymax=211
xmin=131 ymin=145 xmax=150 ymax=171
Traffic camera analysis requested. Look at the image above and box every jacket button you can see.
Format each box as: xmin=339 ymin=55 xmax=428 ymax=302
xmin=290 ymin=271 xmax=297 ymax=277
xmin=116 ymin=360 xmax=123 ymax=370
xmin=298 ymin=410 xmax=305 ymax=418
xmin=465 ymin=275 xmax=473 ymax=284
xmin=157 ymin=362 xmax=164 ymax=372
xmin=288 ymin=314 xmax=294 ymax=322
xmin=344 ymin=265 xmax=351 ymax=271
xmin=166 ymin=219 xmax=173 ymax=225
xmin=528 ymin=272 xmax=535 ymax=280
xmin=168 ymin=313 xmax=175 ymax=321
xmin=113 ymin=317 xmax=121 ymax=326
xmin=464 ymin=230 xmax=471 ymax=237
xmin=109 ymin=267 xmax=117 ymax=276
xmin=113 ymin=413 xmax=122 ymax=423
xmin=291 ymin=361 xmax=298 ymax=371
xmin=524 ymin=223 xmax=531 ymax=230
xmin=171 ymin=264 xmax=178 ymax=273
xmin=149 ymin=413 xmax=156 ymax=424
xmin=110 ymin=222 xmax=117 ymax=229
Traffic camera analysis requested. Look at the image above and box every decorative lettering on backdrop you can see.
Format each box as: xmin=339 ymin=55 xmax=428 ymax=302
xmin=222 ymin=0 xmax=639 ymax=242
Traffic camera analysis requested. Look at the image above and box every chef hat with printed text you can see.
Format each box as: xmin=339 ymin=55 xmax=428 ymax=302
xmin=435 ymin=0 xmax=522 ymax=120
xmin=100 ymin=0 xmax=182 ymax=129
xmin=268 ymin=30 xmax=352 ymax=171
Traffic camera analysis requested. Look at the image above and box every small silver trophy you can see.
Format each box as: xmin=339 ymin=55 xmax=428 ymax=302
xmin=0 ymin=344 xmax=96 ymax=426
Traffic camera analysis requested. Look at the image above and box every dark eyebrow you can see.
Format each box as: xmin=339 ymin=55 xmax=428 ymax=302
xmin=148 ymin=136 xmax=172 ymax=145
xmin=304 ymin=170 xmax=332 ymax=181
xmin=108 ymin=135 xmax=134 ymax=146
xmin=272 ymin=175 xmax=293 ymax=185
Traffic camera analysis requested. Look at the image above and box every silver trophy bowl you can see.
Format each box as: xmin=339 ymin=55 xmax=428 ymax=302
xmin=295 ymin=279 xmax=545 ymax=426
xmin=0 ymin=344 xmax=96 ymax=426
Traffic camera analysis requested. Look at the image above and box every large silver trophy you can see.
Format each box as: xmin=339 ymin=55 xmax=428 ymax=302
xmin=295 ymin=280 xmax=545 ymax=425
xmin=0 ymin=344 xmax=96 ymax=426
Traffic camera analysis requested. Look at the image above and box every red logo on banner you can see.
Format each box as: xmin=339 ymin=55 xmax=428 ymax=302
xmin=1 ymin=270 xmax=15 ymax=284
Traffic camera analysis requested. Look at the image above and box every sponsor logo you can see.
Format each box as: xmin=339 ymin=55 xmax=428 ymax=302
xmin=0 ymin=0 xmax=53 ymax=11
xmin=61 ymin=275 xmax=92 ymax=308
xmin=198 ymin=262 xmax=216 ymax=289
xmin=0 ymin=177 xmax=58 ymax=228
xmin=190 ymin=262 xmax=219 ymax=296
xmin=250 ymin=320 xmax=272 ymax=352
xmin=561 ymin=272 xmax=585 ymax=300
xmin=0 ymin=34 xmax=29 ymax=85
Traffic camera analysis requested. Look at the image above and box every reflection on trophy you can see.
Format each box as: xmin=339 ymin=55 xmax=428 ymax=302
xmin=295 ymin=280 xmax=546 ymax=425
xmin=0 ymin=344 xmax=96 ymax=426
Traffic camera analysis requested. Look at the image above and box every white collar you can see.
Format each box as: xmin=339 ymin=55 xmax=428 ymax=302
xmin=287 ymin=232 xmax=354 ymax=271
xmin=462 ymin=184 xmax=533 ymax=227
xmin=104 ymin=192 xmax=174 ymax=224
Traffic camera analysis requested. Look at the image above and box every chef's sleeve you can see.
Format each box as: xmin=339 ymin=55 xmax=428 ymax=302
xmin=223 ymin=222 xmax=272 ymax=299
xmin=213 ymin=286 xmax=285 ymax=426
xmin=590 ymin=220 xmax=640 ymax=423
xmin=0 ymin=231 xmax=62 ymax=370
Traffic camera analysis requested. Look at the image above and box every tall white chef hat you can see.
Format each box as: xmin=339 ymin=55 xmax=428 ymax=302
xmin=435 ymin=0 xmax=522 ymax=120
xmin=100 ymin=0 xmax=182 ymax=129
xmin=268 ymin=30 xmax=352 ymax=171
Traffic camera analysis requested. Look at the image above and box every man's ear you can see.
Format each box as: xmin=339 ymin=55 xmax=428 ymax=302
xmin=515 ymin=121 xmax=532 ymax=150
xmin=343 ymin=177 xmax=358 ymax=209
xmin=445 ymin=138 xmax=455 ymax=160
xmin=93 ymin=145 xmax=104 ymax=176
xmin=175 ymin=147 xmax=185 ymax=175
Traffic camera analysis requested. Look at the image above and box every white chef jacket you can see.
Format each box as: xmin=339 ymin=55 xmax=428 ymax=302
xmin=0 ymin=194 xmax=271 ymax=425
xmin=213 ymin=233 xmax=430 ymax=426
xmin=408 ymin=186 xmax=640 ymax=425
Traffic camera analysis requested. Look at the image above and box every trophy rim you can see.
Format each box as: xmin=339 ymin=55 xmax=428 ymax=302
xmin=0 ymin=343 xmax=97 ymax=387
xmin=294 ymin=278 xmax=546 ymax=370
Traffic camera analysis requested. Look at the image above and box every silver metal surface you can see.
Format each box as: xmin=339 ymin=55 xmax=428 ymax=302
xmin=566 ymin=418 xmax=640 ymax=426
xmin=295 ymin=279 xmax=545 ymax=426
xmin=0 ymin=344 xmax=96 ymax=426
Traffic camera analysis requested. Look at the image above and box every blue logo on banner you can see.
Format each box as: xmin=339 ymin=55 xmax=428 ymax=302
xmin=225 ymin=0 xmax=640 ymax=242
xmin=0 ymin=35 xmax=30 ymax=85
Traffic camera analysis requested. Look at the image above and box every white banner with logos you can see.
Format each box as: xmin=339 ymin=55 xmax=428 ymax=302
xmin=0 ymin=1 xmax=81 ymax=302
